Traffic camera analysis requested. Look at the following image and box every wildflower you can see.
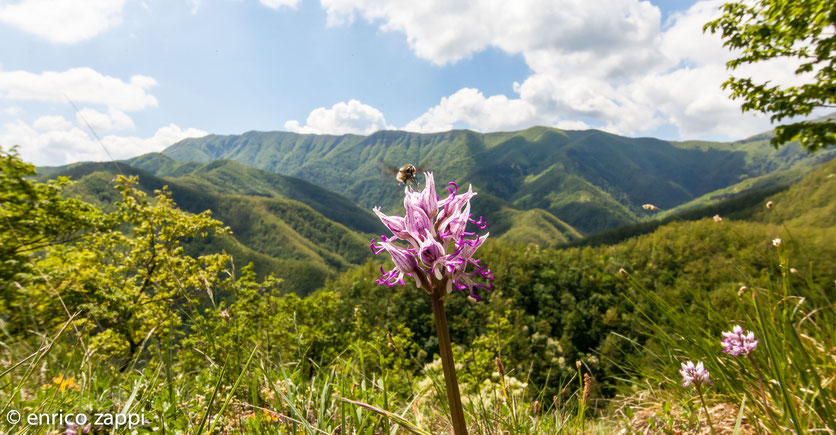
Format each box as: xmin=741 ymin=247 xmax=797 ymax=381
xmin=51 ymin=375 xmax=79 ymax=392
xmin=721 ymin=325 xmax=759 ymax=356
xmin=790 ymin=267 xmax=798 ymax=274
xmin=772 ymin=238 xmax=782 ymax=247
xmin=373 ymin=173 xmax=488 ymax=433
xmin=681 ymin=361 xmax=717 ymax=434
xmin=618 ymin=268 xmax=628 ymax=277
xmin=713 ymin=214 xmax=722 ymax=222
xmin=262 ymin=410 xmax=282 ymax=422
xmin=679 ymin=361 xmax=711 ymax=387
xmin=766 ymin=200 xmax=774 ymax=209
xmin=219 ymin=309 xmax=230 ymax=319
xmin=65 ymin=422 xmax=90 ymax=435
xmin=642 ymin=204 xmax=659 ymax=210
xmin=371 ymin=173 xmax=493 ymax=301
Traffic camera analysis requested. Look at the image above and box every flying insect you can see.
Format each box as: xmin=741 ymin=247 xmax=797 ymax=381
xmin=381 ymin=162 xmax=427 ymax=186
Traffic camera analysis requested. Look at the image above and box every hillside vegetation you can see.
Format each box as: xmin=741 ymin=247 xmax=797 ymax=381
xmin=2 ymin=145 xmax=833 ymax=433
xmin=163 ymin=125 xmax=835 ymax=235
xmin=40 ymin=161 xmax=375 ymax=294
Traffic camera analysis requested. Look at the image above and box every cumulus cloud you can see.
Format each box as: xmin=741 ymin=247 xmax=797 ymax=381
xmin=259 ymin=0 xmax=301 ymax=10
xmin=0 ymin=0 xmax=126 ymax=44
xmin=555 ymin=120 xmax=591 ymax=131
xmin=321 ymin=0 xmax=662 ymax=73
xmin=324 ymin=0 xmax=796 ymax=140
xmin=0 ymin=67 xmax=158 ymax=112
xmin=1 ymin=119 xmax=207 ymax=166
xmin=75 ymin=107 xmax=135 ymax=131
xmin=285 ymin=99 xmax=391 ymax=135
xmin=102 ymin=123 xmax=208 ymax=157
xmin=403 ymin=88 xmax=550 ymax=133
xmin=32 ymin=115 xmax=73 ymax=131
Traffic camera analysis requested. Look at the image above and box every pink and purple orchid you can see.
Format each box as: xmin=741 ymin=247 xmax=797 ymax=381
xmin=680 ymin=360 xmax=711 ymax=388
xmin=370 ymin=172 xmax=493 ymax=301
xmin=721 ymin=325 xmax=759 ymax=357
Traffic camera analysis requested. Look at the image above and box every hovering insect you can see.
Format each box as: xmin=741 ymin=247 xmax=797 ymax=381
xmin=396 ymin=164 xmax=417 ymax=185
xmin=381 ymin=162 xmax=427 ymax=186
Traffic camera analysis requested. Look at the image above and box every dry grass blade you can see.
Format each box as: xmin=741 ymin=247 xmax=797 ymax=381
xmin=337 ymin=395 xmax=432 ymax=435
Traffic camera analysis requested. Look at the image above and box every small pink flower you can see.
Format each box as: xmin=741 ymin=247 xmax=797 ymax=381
xmin=721 ymin=325 xmax=758 ymax=356
xmin=680 ymin=361 xmax=710 ymax=387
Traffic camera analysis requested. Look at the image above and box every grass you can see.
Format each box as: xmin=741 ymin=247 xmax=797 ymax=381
xmin=614 ymin=221 xmax=835 ymax=433
xmin=0 ymin=338 xmax=606 ymax=433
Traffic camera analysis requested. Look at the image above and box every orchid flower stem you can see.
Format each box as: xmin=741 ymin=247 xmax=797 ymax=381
xmin=696 ymin=384 xmax=717 ymax=435
xmin=431 ymin=290 xmax=468 ymax=435
xmin=749 ymin=354 xmax=781 ymax=429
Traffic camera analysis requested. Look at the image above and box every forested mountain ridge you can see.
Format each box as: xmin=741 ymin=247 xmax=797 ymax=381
xmin=38 ymin=161 xmax=375 ymax=294
xmin=162 ymin=125 xmax=835 ymax=234
xmin=124 ymin=152 xmax=585 ymax=246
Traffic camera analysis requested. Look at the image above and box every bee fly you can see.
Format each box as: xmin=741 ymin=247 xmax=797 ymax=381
xmin=396 ymin=164 xmax=417 ymax=185
xmin=382 ymin=162 xmax=427 ymax=186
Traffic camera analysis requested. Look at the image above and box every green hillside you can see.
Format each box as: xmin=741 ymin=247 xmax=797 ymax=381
xmin=54 ymin=151 xmax=579 ymax=247
xmin=162 ymin=125 xmax=835 ymax=235
xmin=126 ymin=153 xmax=382 ymax=234
xmin=565 ymin=156 xmax=836 ymax=248
xmin=43 ymin=162 xmax=373 ymax=295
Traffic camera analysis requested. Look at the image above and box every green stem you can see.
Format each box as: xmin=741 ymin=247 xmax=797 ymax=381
xmin=430 ymin=291 xmax=468 ymax=435
xmin=753 ymin=267 xmax=803 ymax=433
xmin=696 ymin=384 xmax=717 ymax=435
xmin=749 ymin=354 xmax=781 ymax=430
xmin=576 ymin=363 xmax=585 ymax=433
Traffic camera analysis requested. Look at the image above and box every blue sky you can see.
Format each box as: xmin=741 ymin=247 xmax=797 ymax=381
xmin=0 ymin=0 xmax=797 ymax=165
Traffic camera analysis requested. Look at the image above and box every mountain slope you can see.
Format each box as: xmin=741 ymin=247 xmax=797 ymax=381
xmin=43 ymin=162 xmax=373 ymax=295
xmin=163 ymin=126 xmax=835 ymax=234
xmin=126 ymin=153 xmax=381 ymax=234
xmin=565 ymin=157 xmax=836 ymax=248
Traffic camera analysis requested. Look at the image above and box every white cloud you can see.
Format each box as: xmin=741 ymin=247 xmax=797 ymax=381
xmin=0 ymin=67 xmax=158 ymax=112
xmin=285 ymin=99 xmax=390 ymax=135
xmin=327 ymin=0 xmax=798 ymax=140
xmin=555 ymin=120 xmax=591 ymax=131
xmin=321 ymin=0 xmax=662 ymax=75
xmin=101 ymin=123 xmax=208 ymax=157
xmin=659 ymin=0 xmax=729 ymax=66
xmin=75 ymin=107 xmax=135 ymax=131
xmin=403 ymin=88 xmax=549 ymax=133
xmin=627 ymin=65 xmax=768 ymax=138
xmin=1 ymin=119 xmax=207 ymax=166
xmin=32 ymin=115 xmax=72 ymax=131
xmin=260 ymin=0 xmax=300 ymax=10
xmin=0 ymin=0 xmax=126 ymax=44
